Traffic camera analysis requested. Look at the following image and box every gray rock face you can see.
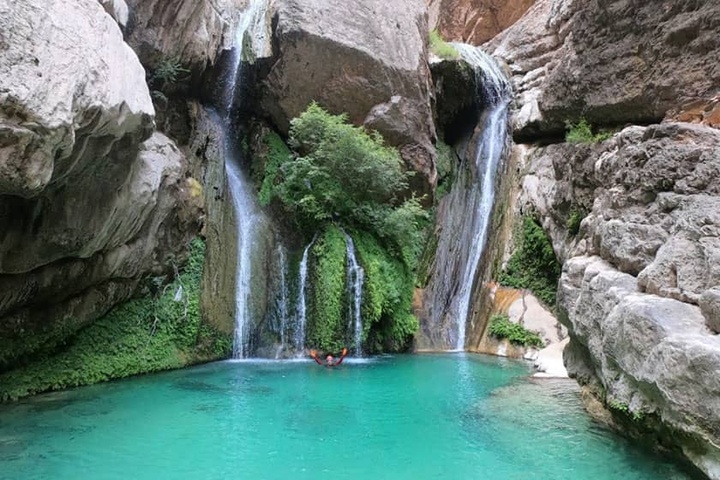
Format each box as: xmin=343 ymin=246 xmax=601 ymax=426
xmin=700 ymin=289 xmax=720 ymax=334
xmin=559 ymin=257 xmax=720 ymax=479
xmin=260 ymin=0 xmax=437 ymax=194
xmin=0 ymin=0 xmax=201 ymax=368
xmin=521 ymin=123 xmax=720 ymax=303
xmin=485 ymin=0 xmax=720 ymax=136
xmin=125 ymin=0 xmax=247 ymax=74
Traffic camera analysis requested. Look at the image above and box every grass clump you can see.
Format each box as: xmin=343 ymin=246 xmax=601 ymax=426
xmin=488 ymin=314 xmax=544 ymax=348
xmin=429 ymin=30 xmax=459 ymax=60
xmin=499 ymin=216 xmax=561 ymax=307
xmin=565 ymin=119 xmax=614 ymax=144
xmin=0 ymin=238 xmax=232 ymax=401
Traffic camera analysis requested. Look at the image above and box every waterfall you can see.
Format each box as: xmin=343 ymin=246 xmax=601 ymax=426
xmin=421 ymin=44 xmax=511 ymax=352
xmin=344 ymin=233 xmax=365 ymax=356
xmin=222 ymin=0 xmax=270 ymax=359
xmin=276 ymin=245 xmax=290 ymax=357
xmin=294 ymin=236 xmax=316 ymax=354
xmin=449 ymin=43 xmax=511 ymax=351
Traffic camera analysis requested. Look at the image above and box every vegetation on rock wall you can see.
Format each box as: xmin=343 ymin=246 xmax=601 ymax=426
xmin=354 ymin=231 xmax=418 ymax=353
xmin=307 ymin=226 xmax=348 ymax=353
xmin=0 ymin=239 xmax=231 ymax=401
xmin=429 ymin=30 xmax=459 ymax=60
xmin=567 ymin=207 xmax=587 ymax=236
xmin=499 ymin=216 xmax=561 ymax=307
xmin=488 ymin=313 xmax=544 ymax=348
xmin=257 ymin=104 xmax=428 ymax=353
xmin=565 ymin=119 xmax=614 ymax=144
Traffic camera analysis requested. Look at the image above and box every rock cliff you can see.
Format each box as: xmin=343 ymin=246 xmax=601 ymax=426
xmin=0 ymin=0 xmax=210 ymax=379
xmin=486 ymin=0 xmax=720 ymax=138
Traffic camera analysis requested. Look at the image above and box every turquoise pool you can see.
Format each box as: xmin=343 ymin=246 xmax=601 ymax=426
xmin=0 ymin=354 xmax=693 ymax=479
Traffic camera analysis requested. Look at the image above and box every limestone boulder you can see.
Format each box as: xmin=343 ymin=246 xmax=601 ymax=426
xmin=557 ymin=256 xmax=720 ymax=478
xmin=260 ymin=0 xmax=437 ymax=194
xmin=0 ymin=0 xmax=153 ymax=200
xmin=485 ymin=0 xmax=720 ymax=137
xmin=520 ymin=123 xmax=720 ymax=303
xmin=428 ymin=0 xmax=535 ymax=45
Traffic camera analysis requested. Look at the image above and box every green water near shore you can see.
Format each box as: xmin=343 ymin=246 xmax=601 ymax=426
xmin=0 ymin=355 xmax=692 ymax=479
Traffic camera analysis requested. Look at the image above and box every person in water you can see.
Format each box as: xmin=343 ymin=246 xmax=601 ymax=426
xmin=310 ymin=348 xmax=348 ymax=367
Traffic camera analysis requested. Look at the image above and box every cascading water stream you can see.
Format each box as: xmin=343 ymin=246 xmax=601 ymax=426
xmin=344 ymin=233 xmax=365 ymax=356
xmin=276 ymin=245 xmax=290 ymax=357
xmin=294 ymin=236 xmax=317 ymax=354
xmin=221 ymin=0 xmax=269 ymax=359
xmin=449 ymin=44 xmax=511 ymax=351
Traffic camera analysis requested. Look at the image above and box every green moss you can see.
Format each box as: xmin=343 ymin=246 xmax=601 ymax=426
xmin=0 ymin=238 xmax=231 ymax=402
xmin=307 ymin=226 xmax=347 ymax=353
xmin=353 ymin=231 xmax=418 ymax=353
xmin=429 ymin=30 xmax=459 ymax=60
xmin=488 ymin=314 xmax=544 ymax=348
xmin=565 ymin=119 xmax=615 ymax=144
xmin=499 ymin=216 xmax=561 ymax=307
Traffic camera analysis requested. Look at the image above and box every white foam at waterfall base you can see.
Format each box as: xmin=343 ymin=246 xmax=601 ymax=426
xmin=223 ymin=0 xmax=271 ymax=359
xmin=448 ymin=44 xmax=512 ymax=351
xmin=344 ymin=233 xmax=365 ymax=357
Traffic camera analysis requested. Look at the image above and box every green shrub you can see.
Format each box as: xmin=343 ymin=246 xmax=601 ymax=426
xmin=150 ymin=56 xmax=189 ymax=88
xmin=0 ymin=238 xmax=231 ymax=401
xmin=499 ymin=216 xmax=561 ymax=307
xmin=567 ymin=208 xmax=586 ymax=236
xmin=429 ymin=30 xmax=459 ymax=60
xmin=435 ymin=140 xmax=456 ymax=201
xmin=488 ymin=314 xmax=544 ymax=348
xmin=565 ymin=119 xmax=614 ymax=144
xmin=261 ymin=103 xmax=429 ymax=267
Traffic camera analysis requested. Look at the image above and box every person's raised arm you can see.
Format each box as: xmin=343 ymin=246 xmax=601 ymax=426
xmin=334 ymin=347 xmax=349 ymax=366
xmin=310 ymin=349 xmax=324 ymax=365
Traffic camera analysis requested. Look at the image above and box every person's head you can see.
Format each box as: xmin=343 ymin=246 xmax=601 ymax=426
xmin=325 ymin=355 xmax=334 ymax=364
